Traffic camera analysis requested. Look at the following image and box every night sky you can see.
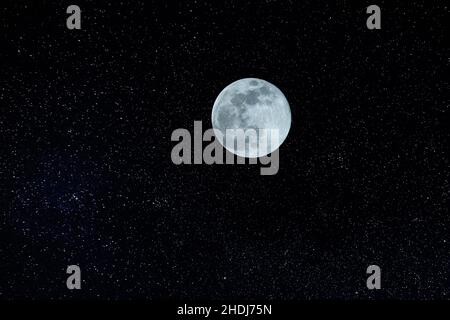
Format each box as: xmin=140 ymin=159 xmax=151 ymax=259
xmin=0 ymin=1 xmax=448 ymax=300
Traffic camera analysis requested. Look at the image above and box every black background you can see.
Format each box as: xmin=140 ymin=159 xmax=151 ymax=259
xmin=0 ymin=0 xmax=448 ymax=300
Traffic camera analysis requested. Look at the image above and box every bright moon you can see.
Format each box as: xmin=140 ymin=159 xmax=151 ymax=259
xmin=211 ymin=78 xmax=291 ymax=158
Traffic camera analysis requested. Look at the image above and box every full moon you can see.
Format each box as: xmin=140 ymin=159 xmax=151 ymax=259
xmin=211 ymin=78 xmax=291 ymax=158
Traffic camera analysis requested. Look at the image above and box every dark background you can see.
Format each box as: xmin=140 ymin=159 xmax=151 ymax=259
xmin=0 ymin=0 xmax=448 ymax=300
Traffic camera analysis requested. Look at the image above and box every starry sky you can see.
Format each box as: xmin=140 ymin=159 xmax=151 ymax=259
xmin=0 ymin=1 xmax=448 ymax=300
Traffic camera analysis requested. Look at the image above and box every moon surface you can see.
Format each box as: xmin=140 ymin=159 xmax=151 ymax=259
xmin=212 ymin=78 xmax=291 ymax=158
